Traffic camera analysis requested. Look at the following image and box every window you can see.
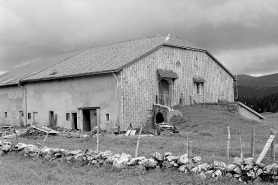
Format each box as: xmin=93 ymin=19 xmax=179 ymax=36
xmin=66 ymin=113 xmax=70 ymax=121
xmin=195 ymin=82 xmax=204 ymax=95
xmin=106 ymin=114 xmax=110 ymax=121
xmin=4 ymin=112 xmax=7 ymax=118
xmin=28 ymin=113 xmax=31 ymax=120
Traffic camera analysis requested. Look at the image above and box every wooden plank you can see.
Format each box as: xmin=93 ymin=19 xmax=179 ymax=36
xmin=125 ymin=130 xmax=131 ymax=136
xmin=256 ymin=135 xmax=275 ymax=163
xmin=32 ymin=125 xmax=60 ymax=134
xmin=130 ymin=130 xmax=136 ymax=136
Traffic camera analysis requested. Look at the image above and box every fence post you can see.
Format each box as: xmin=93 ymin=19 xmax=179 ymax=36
xmin=271 ymin=129 xmax=276 ymax=162
xmin=251 ymin=126 xmax=255 ymax=157
xmin=227 ymin=126 xmax=230 ymax=161
xmin=135 ymin=126 xmax=143 ymax=158
xmin=238 ymin=130 xmax=243 ymax=159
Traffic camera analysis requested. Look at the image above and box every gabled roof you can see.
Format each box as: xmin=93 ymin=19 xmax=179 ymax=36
xmin=0 ymin=33 xmax=234 ymax=86
xmin=0 ymin=51 xmax=83 ymax=87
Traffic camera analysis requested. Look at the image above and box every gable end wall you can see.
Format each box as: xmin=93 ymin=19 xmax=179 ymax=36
xmin=119 ymin=46 xmax=234 ymax=129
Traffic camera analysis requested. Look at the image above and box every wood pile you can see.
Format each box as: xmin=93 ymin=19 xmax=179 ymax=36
xmin=1 ymin=139 xmax=278 ymax=183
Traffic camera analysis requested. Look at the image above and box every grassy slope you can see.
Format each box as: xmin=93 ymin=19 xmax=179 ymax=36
xmin=0 ymin=105 xmax=275 ymax=184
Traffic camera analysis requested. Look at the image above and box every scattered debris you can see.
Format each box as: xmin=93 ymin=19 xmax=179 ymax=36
xmin=156 ymin=122 xmax=179 ymax=134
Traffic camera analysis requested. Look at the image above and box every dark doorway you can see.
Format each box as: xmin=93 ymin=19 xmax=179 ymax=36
xmin=72 ymin=113 xmax=77 ymax=130
xmin=49 ymin=111 xmax=54 ymax=127
xmin=159 ymin=79 xmax=170 ymax=106
xmin=156 ymin=112 xmax=164 ymax=123
xmin=19 ymin=111 xmax=24 ymax=126
xmin=83 ymin=110 xmax=91 ymax=131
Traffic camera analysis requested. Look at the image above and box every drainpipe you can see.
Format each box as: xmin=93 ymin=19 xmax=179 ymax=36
xmin=112 ymin=72 xmax=121 ymax=132
xmin=18 ymin=82 xmax=27 ymax=127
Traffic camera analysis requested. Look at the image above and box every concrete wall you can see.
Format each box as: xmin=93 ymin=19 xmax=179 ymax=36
xmin=119 ymin=46 xmax=234 ymax=129
xmin=238 ymin=105 xmax=262 ymax=122
xmin=0 ymin=85 xmax=24 ymax=126
xmin=25 ymin=74 xmax=118 ymax=130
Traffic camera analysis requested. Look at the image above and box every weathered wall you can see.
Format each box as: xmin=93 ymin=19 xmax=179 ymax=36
xmin=25 ymin=74 xmax=118 ymax=130
xmin=119 ymin=46 xmax=234 ymax=129
xmin=0 ymin=85 xmax=24 ymax=126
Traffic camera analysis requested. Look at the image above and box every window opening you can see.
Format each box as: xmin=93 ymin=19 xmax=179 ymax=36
xmin=4 ymin=112 xmax=7 ymax=118
xmin=28 ymin=113 xmax=31 ymax=120
xmin=106 ymin=114 xmax=110 ymax=121
xmin=66 ymin=113 xmax=70 ymax=121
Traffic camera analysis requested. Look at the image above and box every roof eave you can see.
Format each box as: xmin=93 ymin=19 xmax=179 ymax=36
xmin=20 ymin=70 xmax=117 ymax=84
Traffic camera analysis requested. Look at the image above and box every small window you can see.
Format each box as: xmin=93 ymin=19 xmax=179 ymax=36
xmin=195 ymin=82 xmax=204 ymax=95
xmin=106 ymin=114 xmax=110 ymax=121
xmin=176 ymin=61 xmax=181 ymax=67
xmin=4 ymin=112 xmax=7 ymax=118
xmin=28 ymin=113 xmax=31 ymax=120
xmin=66 ymin=113 xmax=70 ymax=121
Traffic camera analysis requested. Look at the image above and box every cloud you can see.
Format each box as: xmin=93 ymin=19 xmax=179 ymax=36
xmin=0 ymin=0 xmax=277 ymax=75
xmin=215 ymin=45 xmax=278 ymax=76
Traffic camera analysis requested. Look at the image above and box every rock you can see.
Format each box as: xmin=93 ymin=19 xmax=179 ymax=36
xmin=256 ymin=168 xmax=263 ymax=176
xmin=233 ymin=157 xmax=243 ymax=165
xmin=212 ymin=161 xmax=226 ymax=169
xmin=205 ymin=170 xmax=214 ymax=177
xmin=178 ymin=165 xmax=187 ymax=172
xmin=2 ymin=144 xmax=12 ymax=152
xmin=151 ymin=152 xmax=163 ymax=161
xmin=197 ymin=172 xmax=206 ymax=180
xmin=243 ymin=157 xmax=254 ymax=165
xmin=192 ymin=156 xmax=201 ymax=163
xmin=199 ymin=163 xmax=209 ymax=171
xmin=234 ymin=174 xmax=241 ymax=178
xmin=146 ymin=158 xmax=158 ymax=168
xmin=211 ymin=170 xmax=222 ymax=179
xmin=233 ymin=166 xmax=242 ymax=174
xmin=190 ymin=166 xmax=201 ymax=173
xmin=24 ymin=145 xmax=39 ymax=154
xmin=243 ymin=164 xmax=253 ymax=171
xmin=166 ymin=155 xmax=179 ymax=162
xmin=70 ymin=150 xmax=82 ymax=155
xmin=226 ymin=173 xmax=233 ymax=178
xmin=113 ymin=153 xmax=130 ymax=169
xmin=177 ymin=154 xmax=189 ymax=164
xmin=128 ymin=157 xmax=146 ymax=166
xmin=13 ymin=143 xmax=27 ymax=151
xmin=256 ymin=162 xmax=265 ymax=168
xmin=226 ymin=164 xmax=237 ymax=172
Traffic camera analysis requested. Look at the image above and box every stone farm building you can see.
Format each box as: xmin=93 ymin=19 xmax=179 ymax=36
xmin=0 ymin=33 xmax=235 ymax=131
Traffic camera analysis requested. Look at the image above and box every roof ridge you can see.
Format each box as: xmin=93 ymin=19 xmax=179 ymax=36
xmin=87 ymin=33 xmax=167 ymax=50
xmin=19 ymin=49 xmax=88 ymax=83
xmin=165 ymin=33 xmax=203 ymax=50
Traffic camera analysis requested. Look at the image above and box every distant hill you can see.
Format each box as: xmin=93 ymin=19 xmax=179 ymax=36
xmin=237 ymin=73 xmax=278 ymax=87
xmin=237 ymin=73 xmax=278 ymax=98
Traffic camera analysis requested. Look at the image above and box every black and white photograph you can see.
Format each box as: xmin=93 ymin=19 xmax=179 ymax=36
xmin=0 ymin=0 xmax=277 ymax=184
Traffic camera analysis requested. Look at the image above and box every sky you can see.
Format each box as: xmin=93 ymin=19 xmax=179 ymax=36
xmin=0 ymin=0 xmax=277 ymax=76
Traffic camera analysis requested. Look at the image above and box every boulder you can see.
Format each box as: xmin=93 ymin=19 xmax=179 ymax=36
xmin=243 ymin=157 xmax=254 ymax=165
xmin=192 ymin=156 xmax=201 ymax=163
xmin=2 ymin=144 xmax=12 ymax=152
xmin=233 ymin=157 xmax=243 ymax=165
xmin=226 ymin=164 xmax=237 ymax=172
xmin=178 ymin=165 xmax=187 ymax=172
xmin=128 ymin=157 xmax=146 ymax=166
xmin=151 ymin=152 xmax=163 ymax=161
xmin=177 ymin=154 xmax=189 ymax=164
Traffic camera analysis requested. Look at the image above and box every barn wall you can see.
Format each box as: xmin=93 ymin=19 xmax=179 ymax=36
xmin=0 ymin=85 xmax=24 ymax=126
xmin=119 ymin=46 xmax=234 ymax=129
xmin=25 ymin=74 xmax=118 ymax=130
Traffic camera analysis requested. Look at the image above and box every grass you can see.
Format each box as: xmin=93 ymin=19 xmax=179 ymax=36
xmin=1 ymin=105 xmax=277 ymax=184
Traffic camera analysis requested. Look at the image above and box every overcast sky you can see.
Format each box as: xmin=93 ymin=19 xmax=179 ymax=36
xmin=0 ymin=0 xmax=277 ymax=76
